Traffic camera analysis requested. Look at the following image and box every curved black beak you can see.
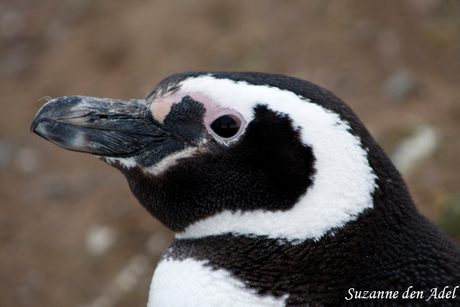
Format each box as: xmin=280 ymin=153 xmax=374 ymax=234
xmin=31 ymin=96 xmax=168 ymax=157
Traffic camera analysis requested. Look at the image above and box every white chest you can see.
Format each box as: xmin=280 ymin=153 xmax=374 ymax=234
xmin=147 ymin=258 xmax=287 ymax=307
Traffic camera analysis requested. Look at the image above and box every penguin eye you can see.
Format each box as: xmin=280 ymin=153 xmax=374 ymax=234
xmin=210 ymin=115 xmax=241 ymax=138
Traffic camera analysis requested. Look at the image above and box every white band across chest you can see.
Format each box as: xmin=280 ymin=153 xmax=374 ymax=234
xmin=149 ymin=258 xmax=288 ymax=307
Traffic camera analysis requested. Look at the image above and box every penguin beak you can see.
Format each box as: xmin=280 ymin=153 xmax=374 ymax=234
xmin=30 ymin=96 xmax=168 ymax=157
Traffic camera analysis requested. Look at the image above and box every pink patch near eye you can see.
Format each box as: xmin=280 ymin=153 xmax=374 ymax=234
xmin=150 ymin=95 xmax=178 ymax=123
xmin=150 ymin=91 xmax=246 ymax=140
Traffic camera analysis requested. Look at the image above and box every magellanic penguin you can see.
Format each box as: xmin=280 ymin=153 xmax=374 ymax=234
xmin=31 ymin=71 xmax=460 ymax=306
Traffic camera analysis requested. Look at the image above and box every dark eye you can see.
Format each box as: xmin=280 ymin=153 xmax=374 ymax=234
xmin=210 ymin=115 xmax=241 ymax=138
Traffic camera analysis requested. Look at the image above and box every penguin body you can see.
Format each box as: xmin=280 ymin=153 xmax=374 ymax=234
xmin=31 ymin=71 xmax=460 ymax=306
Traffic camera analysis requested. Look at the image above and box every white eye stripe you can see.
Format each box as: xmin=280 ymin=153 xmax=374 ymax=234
xmin=174 ymin=75 xmax=377 ymax=241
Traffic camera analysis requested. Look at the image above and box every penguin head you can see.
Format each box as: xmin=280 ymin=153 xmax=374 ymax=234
xmin=31 ymin=71 xmax=381 ymax=241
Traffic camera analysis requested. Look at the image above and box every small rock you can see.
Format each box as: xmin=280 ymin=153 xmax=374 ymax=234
xmin=85 ymin=225 xmax=117 ymax=256
xmin=0 ymin=140 xmax=13 ymax=168
xmin=391 ymin=125 xmax=438 ymax=177
xmin=384 ymin=68 xmax=417 ymax=102
xmin=14 ymin=147 xmax=41 ymax=174
xmin=115 ymin=254 xmax=150 ymax=292
xmin=80 ymin=253 xmax=151 ymax=307
xmin=0 ymin=10 xmax=24 ymax=40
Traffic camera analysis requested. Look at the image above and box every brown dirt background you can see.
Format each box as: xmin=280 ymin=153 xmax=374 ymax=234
xmin=1 ymin=0 xmax=459 ymax=306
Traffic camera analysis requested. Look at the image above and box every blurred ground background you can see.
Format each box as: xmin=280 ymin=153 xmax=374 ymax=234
xmin=1 ymin=0 xmax=460 ymax=306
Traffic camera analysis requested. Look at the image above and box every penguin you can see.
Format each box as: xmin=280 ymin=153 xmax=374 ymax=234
xmin=31 ymin=71 xmax=460 ymax=306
